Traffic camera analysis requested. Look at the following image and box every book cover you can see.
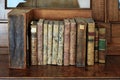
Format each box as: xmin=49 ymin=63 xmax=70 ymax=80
xmin=75 ymin=18 xmax=87 ymax=67
xmin=69 ymin=19 xmax=76 ymax=65
xmin=64 ymin=19 xmax=70 ymax=66
xmin=57 ymin=21 xmax=64 ymax=66
xmin=85 ymin=18 xmax=95 ymax=66
xmin=31 ymin=21 xmax=37 ymax=65
xmin=52 ymin=21 xmax=59 ymax=65
xmin=37 ymin=19 xmax=44 ymax=65
xmin=43 ymin=20 xmax=48 ymax=65
xmin=47 ymin=21 xmax=53 ymax=64
xmin=99 ymin=27 xmax=106 ymax=63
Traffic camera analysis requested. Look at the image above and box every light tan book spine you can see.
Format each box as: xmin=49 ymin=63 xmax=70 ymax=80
xmin=86 ymin=19 xmax=95 ymax=66
xmin=43 ymin=20 xmax=48 ymax=65
xmin=69 ymin=19 xmax=76 ymax=65
xmin=37 ymin=19 xmax=44 ymax=65
xmin=57 ymin=21 xmax=64 ymax=66
xmin=64 ymin=19 xmax=70 ymax=66
xmin=31 ymin=21 xmax=37 ymax=65
xmin=47 ymin=21 xmax=53 ymax=64
xmin=52 ymin=21 xmax=59 ymax=65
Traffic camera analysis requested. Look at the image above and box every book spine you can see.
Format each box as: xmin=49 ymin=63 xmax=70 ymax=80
xmin=52 ymin=21 xmax=59 ymax=65
xmin=87 ymin=23 xmax=95 ymax=66
xmin=31 ymin=24 xmax=37 ymax=65
xmin=47 ymin=21 xmax=53 ymax=64
xmin=43 ymin=20 xmax=48 ymax=65
xmin=76 ymin=24 xmax=86 ymax=67
xmin=70 ymin=19 xmax=76 ymax=65
xmin=94 ymin=27 xmax=99 ymax=63
xmin=99 ymin=28 xmax=106 ymax=63
xmin=64 ymin=19 xmax=70 ymax=66
xmin=37 ymin=19 xmax=44 ymax=65
xmin=57 ymin=21 xmax=64 ymax=65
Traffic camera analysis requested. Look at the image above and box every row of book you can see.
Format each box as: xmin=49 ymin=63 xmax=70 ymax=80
xmin=30 ymin=18 xmax=106 ymax=67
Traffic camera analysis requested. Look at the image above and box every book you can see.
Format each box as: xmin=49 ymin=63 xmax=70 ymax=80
xmin=99 ymin=27 xmax=106 ymax=63
xmin=30 ymin=21 xmax=37 ymax=65
xmin=37 ymin=19 xmax=44 ymax=65
xmin=52 ymin=21 xmax=59 ymax=65
xmin=94 ymin=27 xmax=99 ymax=63
xmin=75 ymin=18 xmax=87 ymax=67
xmin=57 ymin=21 xmax=64 ymax=66
xmin=47 ymin=21 xmax=53 ymax=64
xmin=64 ymin=19 xmax=70 ymax=66
xmin=85 ymin=18 xmax=95 ymax=66
xmin=69 ymin=19 xmax=76 ymax=65
xmin=43 ymin=20 xmax=48 ymax=65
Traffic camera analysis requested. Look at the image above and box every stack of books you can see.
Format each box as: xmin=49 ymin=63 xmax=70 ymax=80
xmin=30 ymin=17 xmax=107 ymax=67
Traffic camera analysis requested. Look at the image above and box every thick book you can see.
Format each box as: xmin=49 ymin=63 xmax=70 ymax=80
xmin=52 ymin=21 xmax=59 ymax=65
xmin=99 ymin=27 xmax=106 ymax=63
xmin=64 ymin=19 xmax=70 ymax=66
xmin=37 ymin=19 xmax=44 ymax=65
xmin=47 ymin=21 xmax=53 ymax=64
xmin=31 ymin=21 xmax=37 ymax=65
xmin=94 ymin=27 xmax=99 ymax=63
xmin=75 ymin=18 xmax=87 ymax=67
xmin=57 ymin=21 xmax=64 ymax=66
xmin=69 ymin=19 xmax=76 ymax=65
xmin=85 ymin=18 xmax=95 ymax=66
xmin=43 ymin=20 xmax=48 ymax=65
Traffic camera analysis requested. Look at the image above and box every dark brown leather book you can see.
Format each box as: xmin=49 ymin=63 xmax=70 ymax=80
xmin=75 ymin=18 xmax=87 ymax=67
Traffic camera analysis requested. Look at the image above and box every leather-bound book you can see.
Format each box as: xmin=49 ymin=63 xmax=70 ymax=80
xmin=69 ymin=19 xmax=76 ymax=65
xmin=64 ymin=19 xmax=70 ymax=66
xmin=75 ymin=18 xmax=87 ymax=67
xmin=99 ymin=27 xmax=106 ymax=63
xmin=52 ymin=21 xmax=59 ymax=65
xmin=47 ymin=21 xmax=53 ymax=64
xmin=43 ymin=20 xmax=48 ymax=65
xmin=31 ymin=21 xmax=37 ymax=65
xmin=37 ymin=19 xmax=44 ymax=65
xmin=57 ymin=21 xmax=64 ymax=66
xmin=85 ymin=18 xmax=95 ymax=66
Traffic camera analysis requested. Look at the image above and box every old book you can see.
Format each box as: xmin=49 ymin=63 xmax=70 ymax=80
xmin=47 ymin=21 xmax=53 ymax=64
xmin=43 ymin=20 xmax=48 ymax=65
xmin=64 ymin=19 xmax=70 ymax=66
xmin=57 ymin=21 xmax=64 ymax=66
xmin=69 ymin=19 xmax=76 ymax=65
xmin=99 ymin=27 xmax=106 ymax=63
xmin=31 ymin=21 xmax=37 ymax=65
xmin=85 ymin=18 xmax=95 ymax=66
xmin=75 ymin=18 xmax=87 ymax=67
xmin=37 ymin=19 xmax=44 ymax=65
xmin=94 ymin=27 xmax=99 ymax=63
xmin=52 ymin=21 xmax=59 ymax=65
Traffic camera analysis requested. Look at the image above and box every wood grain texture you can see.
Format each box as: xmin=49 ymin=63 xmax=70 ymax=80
xmin=108 ymin=0 xmax=119 ymax=22
xmin=92 ymin=0 xmax=105 ymax=21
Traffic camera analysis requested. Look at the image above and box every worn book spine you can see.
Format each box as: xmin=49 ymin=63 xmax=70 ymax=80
xmin=37 ymin=19 xmax=44 ymax=65
xmin=43 ymin=20 xmax=48 ymax=65
xmin=85 ymin=18 xmax=95 ymax=66
xmin=75 ymin=18 xmax=87 ymax=67
xmin=64 ymin=19 xmax=70 ymax=66
xmin=31 ymin=21 xmax=37 ymax=65
xmin=69 ymin=19 xmax=76 ymax=65
xmin=47 ymin=21 xmax=53 ymax=64
xmin=94 ymin=27 xmax=99 ymax=63
xmin=57 ymin=21 xmax=64 ymax=66
xmin=52 ymin=21 xmax=59 ymax=65
xmin=99 ymin=28 xmax=106 ymax=63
